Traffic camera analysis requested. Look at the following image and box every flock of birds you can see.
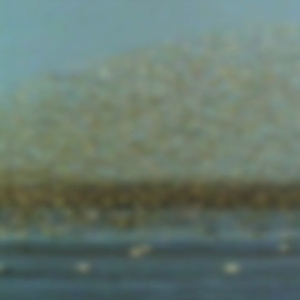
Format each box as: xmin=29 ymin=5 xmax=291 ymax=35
xmin=0 ymin=25 xmax=300 ymax=229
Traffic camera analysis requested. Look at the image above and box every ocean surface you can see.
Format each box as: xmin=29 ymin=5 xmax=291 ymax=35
xmin=0 ymin=210 xmax=299 ymax=299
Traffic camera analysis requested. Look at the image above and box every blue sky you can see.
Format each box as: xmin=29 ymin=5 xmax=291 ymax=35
xmin=1 ymin=0 xmax=300 ymax=94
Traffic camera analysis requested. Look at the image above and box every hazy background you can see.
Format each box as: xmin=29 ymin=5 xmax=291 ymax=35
xmin=1 ymin=0 xmax=300 ymax=95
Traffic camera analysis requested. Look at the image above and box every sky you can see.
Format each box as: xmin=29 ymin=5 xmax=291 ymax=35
xmin=1 ymin=0 xmax=300 ymax=94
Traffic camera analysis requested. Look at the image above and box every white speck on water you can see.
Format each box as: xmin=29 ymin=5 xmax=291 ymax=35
xmin=75 ymin=261 xmax=92 ymax=275
xmin=129 ymin=244 xmax=153 ymax=258
xmin=223 ymin=261 xmax=241 ymax=275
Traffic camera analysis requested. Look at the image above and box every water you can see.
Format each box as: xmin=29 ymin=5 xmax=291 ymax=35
xmin=0 ymin=210 xmax=299 ymax=300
